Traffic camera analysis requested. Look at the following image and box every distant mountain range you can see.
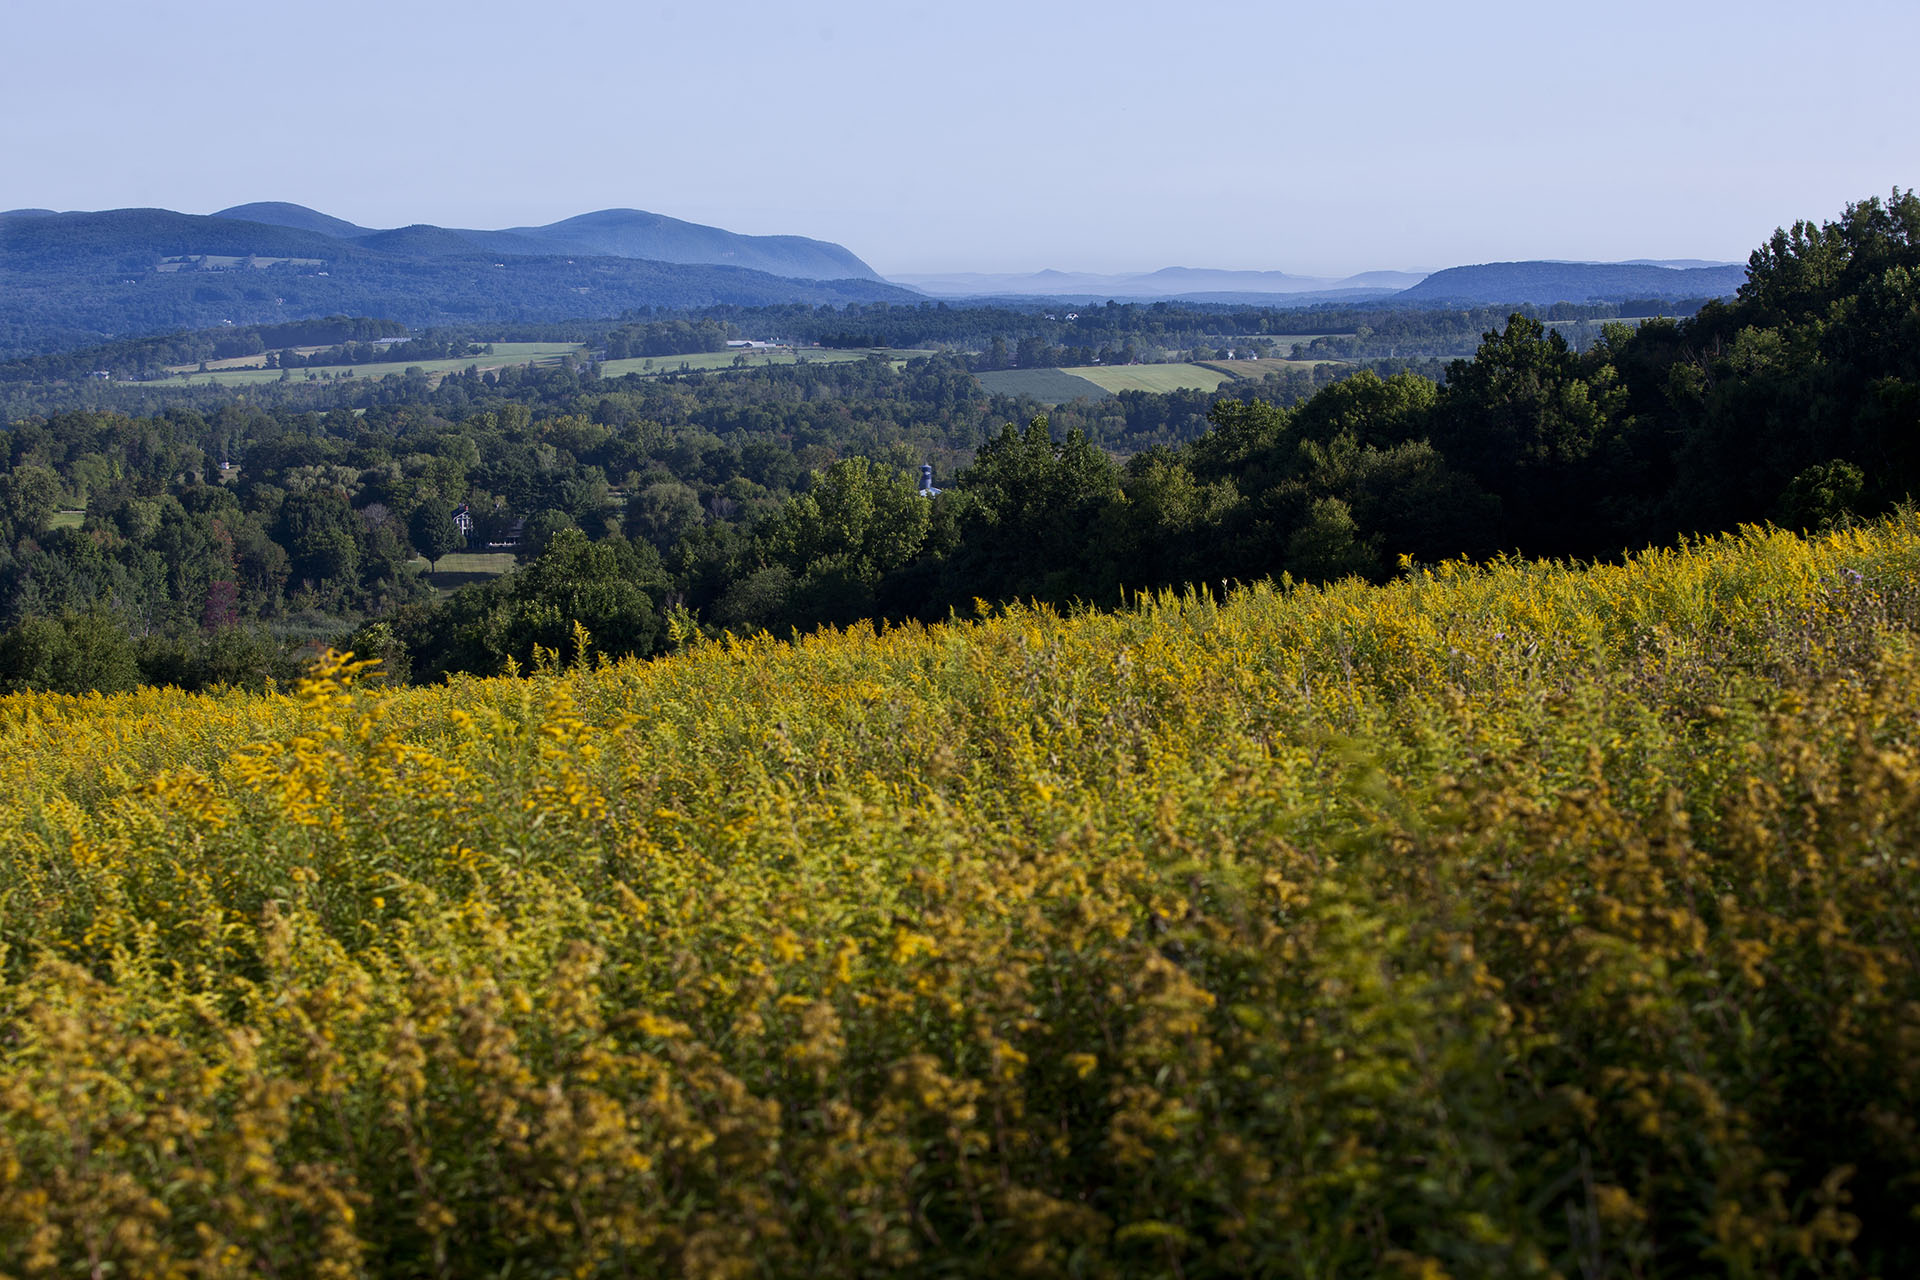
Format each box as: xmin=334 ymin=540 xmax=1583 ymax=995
xmin=0 ymin=204 xmax=911 ymax=357
xmin=889 ymin=266 xmax=1430 ymax=303
xmin=212 ymin=202 xmax=881 ymax=281
xmin=890 ymin=259 xmax=1745 ymax=307
xmin=1397 ymin=260 xmax=1747 ymax=305
xmin=0 ymin=200 xmax=1753 ymax=359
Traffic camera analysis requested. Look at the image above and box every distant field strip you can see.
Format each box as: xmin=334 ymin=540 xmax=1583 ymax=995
xmin=977 ymin=361 xmax=1281 ymax=405
xmin=1200 ymin=358 xmax=1336 ymax=378
xmin=973 ymin=368 xmax=1114 ymax=403
xmin=151 ymin=342 xmax=584 ymax=387
xmin=151 ymin=343 xmax=934 ymax=387
xmin=407 ymin=551 xmax=519 ymax=594
xmin=1066 ymin=363 xmax=1236 ymax=394
xmin=408 ymin=552 xmax=517 ymax=575
xmin=1262 ymin=333 xmax=1341 ymax=353
xmin=597 ymin=347 xmax=930 ymax=378
xmin=165 ymin=347 xmax=332 ymax=373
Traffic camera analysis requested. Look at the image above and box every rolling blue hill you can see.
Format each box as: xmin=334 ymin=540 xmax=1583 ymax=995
xmin=205 ymin=201 xmax=880 ymax=281
xmin=0 ymin=205 xmax=912 ymax=357
xmin=504 ymin=209 xmax=880 ymax=281
xmin=1398 ymin=260 xmax=1746 ymax=305
xmin=3 ymin=208 xmax=352 ymax=269
xmin=212 ymin=201 xmax=372 ymax=239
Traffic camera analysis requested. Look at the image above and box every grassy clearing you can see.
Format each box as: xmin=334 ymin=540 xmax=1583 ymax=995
xmin=597 ymin=347 xmax=938 ymax=378
xmin=47 ymin=509 xmax=85 ymax=530
xmin=1257 ymin=332 xmax=1342 ymax=353
xmin=150 ymin=342 xmax=584 ymax=388
xmin=413 ymin=551 xmax=517 ymax=575
xmin=143 ymin=344 xmax=941 ymax=388
xmin=1065 ymin=362 xmax=1237 ymax=394
xmin=408 ymin=550 xmax=518 ymax=593
xmin=1201 ymin=358 xmax=1341 ymax=379
xmin=162 ymin=347 xmax=333 ymax=373
xmin=973 ymin=368 xmax=1114 ymax=403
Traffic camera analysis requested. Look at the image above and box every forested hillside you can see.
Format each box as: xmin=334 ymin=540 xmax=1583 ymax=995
xmin=0 ymin=208 xmax=911 ymax=359
xmin=212 ymin=202 xmax=882 ymax=280
xmin=1400 ymin=259 xmax=1747 ymax=304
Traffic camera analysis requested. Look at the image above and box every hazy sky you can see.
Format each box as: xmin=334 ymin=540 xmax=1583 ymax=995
xmin=4 ymin=0 xmax=1915 ymax=277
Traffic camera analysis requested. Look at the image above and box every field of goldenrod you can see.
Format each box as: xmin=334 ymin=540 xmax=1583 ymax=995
xmin=2 ymin=517 xmax=1918 ymax=1278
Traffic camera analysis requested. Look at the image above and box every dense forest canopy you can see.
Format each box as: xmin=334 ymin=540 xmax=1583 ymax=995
xmin=0 ymin=190 xmax=1912 ymax=693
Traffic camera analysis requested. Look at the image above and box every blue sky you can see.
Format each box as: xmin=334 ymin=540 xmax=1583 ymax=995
xmin=3 ymin=0 xmax=1915 ymax=277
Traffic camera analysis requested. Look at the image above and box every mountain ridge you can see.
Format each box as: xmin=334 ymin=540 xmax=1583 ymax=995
xmin=0 ymin=206 xmax=914 ymax=358
xmin=207 ymin=201 xmax=880 ymax=281
xmin=212 ymin=201 xmax=371 ymax=239
xmin=887 ymin=266 xmax=1427 ymax=299
xmin=1400 ymin=260 xmax=1748 ymax=305
xmin=892 ymin=259 xmax=1745 ymax=306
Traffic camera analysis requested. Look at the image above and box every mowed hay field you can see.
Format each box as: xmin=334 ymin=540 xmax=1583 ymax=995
xmin=3 ymin=518 xmax=1920 ymax=1275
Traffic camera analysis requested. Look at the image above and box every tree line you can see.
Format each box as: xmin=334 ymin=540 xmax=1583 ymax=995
xmin=0 ymin=190 xmax=1912 ymax=693
xmin=395 ymin=191 xmax=1917 ymax=673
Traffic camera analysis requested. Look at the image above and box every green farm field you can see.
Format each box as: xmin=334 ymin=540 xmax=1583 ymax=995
xmin=1201 ymin=358 xmax=1340 ymax=379
xmin=973 ymin=367 xmax=1113 ymax=403
xmin=977 ymin=360 xmax=1309 ymax=406
xmin=150 ymin=342 xmax=584 ymax=388
xmin=164 ymin=346 xmax=333 ymax=373
xmin=1261 ymin=333 xmax=1342 ymax=354
xmin=1066 ymin=362 xmax=1237 ymax=394
xmin=408 ymin=550 xmax=518 ymax=592
xmin=598 ymin=347 xmax=936 ymax=378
